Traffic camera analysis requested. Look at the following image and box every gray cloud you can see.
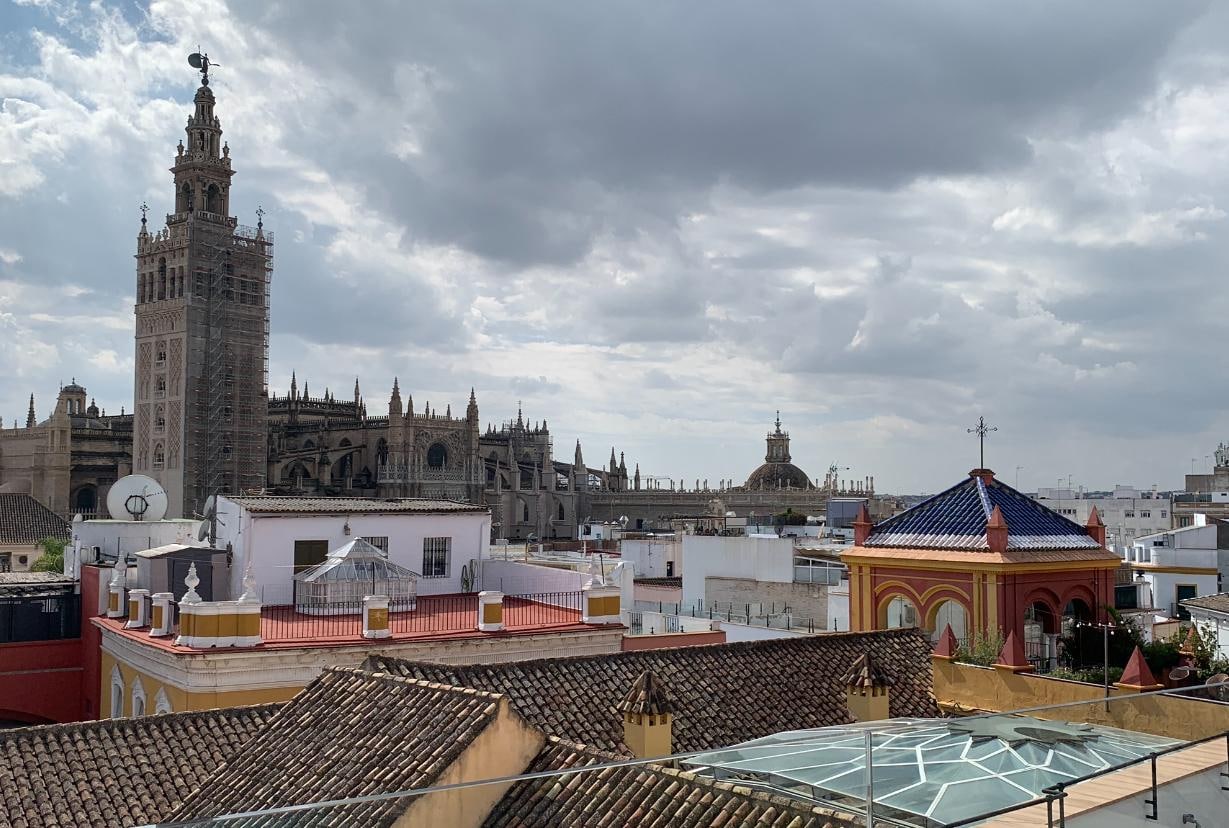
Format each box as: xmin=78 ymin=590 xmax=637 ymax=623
xmin=1 ymin=0 xmax=1227 ymax=493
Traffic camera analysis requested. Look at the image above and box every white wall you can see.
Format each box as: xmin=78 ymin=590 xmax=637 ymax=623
xmin=681 ymin=535 xmax=795 ymax=607
xmin=215 ymin=498 xmax=490 ymax=604
xmin=618 ymin=537 xmax=680 ymax=578
xmin=70 ymin=518 xmax=201 ymax=578
xmin=480 ymin=558 xmax=634 ymax=608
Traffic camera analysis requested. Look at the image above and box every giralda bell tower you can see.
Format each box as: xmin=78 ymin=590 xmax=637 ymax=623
xmin=133 ymin=53 xmax=272 ymax=518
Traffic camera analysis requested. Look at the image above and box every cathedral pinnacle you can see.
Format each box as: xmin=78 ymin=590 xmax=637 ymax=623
xmin=26 ymin=394 xmax=35 ymax=428
xmin=290 ymin=371 xmax=297 ymax=399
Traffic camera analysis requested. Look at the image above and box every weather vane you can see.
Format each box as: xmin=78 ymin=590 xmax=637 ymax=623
xmin=188 ymin=48 xmax=218 ymax=86
xmin=967 ymin=416 xmax=997 ymax=469
xmin=139 ymin=201 xmax=148 ymax=225
xmin=256 ymin=204 xmax=265 ymax=229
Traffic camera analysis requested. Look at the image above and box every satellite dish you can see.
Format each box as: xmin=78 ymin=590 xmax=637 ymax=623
xmin=1208 ymin=673 xmax=1229 ymax=701
xmin=618 ymin=515 xmax=629 ymax=527
xmin=106 ymin=474 xmax=169 ymax=522
xmin=188 ymin=52 xmax=204 ymax=69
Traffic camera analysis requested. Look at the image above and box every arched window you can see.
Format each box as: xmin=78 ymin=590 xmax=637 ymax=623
xmin=522 ymin=501 xmax=530 ymax=523
xmin=557 ymin=502 xmax=566 ymax=521
xmin=131 ymin=678 xmax=146 ymax=718
xmin=153 ymin=443 xmax=165 ymax=468
xmin=158 ymin=258 xmax=167 ymax=300
xmin=205 ymin=184 xmax=220 ymax=214
xmin=427 ymin=443 xmax=448 ymax=468
xmin=180 ymin=183 xmax=193 ymax=212
xmin=156 ymin=343 xmax=167 ymax=365
xmin=376 ymin=438 xmax=388 ymax=466
xmin=155 ymin=405 xmax=165 ymax=432
xmin=155 ymin=377 xmax=166 ymax=397
xmin=154 ymin=688 xmax=172 ymax=715
xmin=74 ymin=486 xmax=97 ymax=513
xmin=303 ymin=439 xmax=315 ymax=450
xmin=110 ymin=665 xmax=124 ymax=718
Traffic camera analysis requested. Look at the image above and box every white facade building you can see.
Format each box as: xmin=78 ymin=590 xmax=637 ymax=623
xmin=213 ymin=496 xmax=490 ymax=604
xmin=68 ymin=517 xmax=201 ymax=578
xmin=1035 ymin=486 xmax=1172 ymax=557
xmin=680 ymin=535 xmax=845 ymax=635
xmin=618 ymin=535 xmax=680 ymax=579
xmin=1130 ymin=524 xmax=1221 ymax=618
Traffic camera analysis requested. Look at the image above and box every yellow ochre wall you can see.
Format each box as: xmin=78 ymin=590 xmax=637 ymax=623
xmin=933 ymin=658 xmax=1229 ymax=742
xmin=100 ymin=650 xmax=301 ymax=717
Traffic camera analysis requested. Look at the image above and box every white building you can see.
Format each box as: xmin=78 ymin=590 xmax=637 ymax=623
xmin=680 ymin=534 xmax=846 ymax=637
xmin=1035 ymin=486 xmax=1172 ymax=556
xmin=68 ymin=515 xmax=201 ymax=578
xmin=213 ymin=496 xmax=491 ymax=604
xmin=618 ymin=534 xmax=680 ymax=579
xmin=1129 ymin=524 xmax=1222 ymax=619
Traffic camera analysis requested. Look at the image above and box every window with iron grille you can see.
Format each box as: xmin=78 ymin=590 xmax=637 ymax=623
xmin=366 ymin=536 xmax=389 ymax=557
xmin=422 ymin=537 xmax=451 ymax=578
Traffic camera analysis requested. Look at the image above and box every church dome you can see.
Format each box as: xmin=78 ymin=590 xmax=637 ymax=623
xmin=741 ymin=413 xmax=814 ymax=490
xmin=745 ymin=461 xmax=813 ymax=491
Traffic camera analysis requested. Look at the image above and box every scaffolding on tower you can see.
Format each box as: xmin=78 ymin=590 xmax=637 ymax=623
xmin=183 ymin=215 xmax=272 ymax=513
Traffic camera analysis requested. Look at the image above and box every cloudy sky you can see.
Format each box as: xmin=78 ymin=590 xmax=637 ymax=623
xmin=2 ymin=0 xmax=1228 ymax=494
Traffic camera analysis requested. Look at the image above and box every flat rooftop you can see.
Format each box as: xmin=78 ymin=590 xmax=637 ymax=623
xmin=96 ymin=593 xmax=605 ymax=652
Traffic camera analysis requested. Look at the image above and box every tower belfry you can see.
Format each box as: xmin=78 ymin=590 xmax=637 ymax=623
xmin=132 ymin=52 xmax=273 ymax=517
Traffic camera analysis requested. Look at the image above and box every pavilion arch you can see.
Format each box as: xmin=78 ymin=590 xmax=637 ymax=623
xmin=926 ymin=596 xmax=972 ymax=642
xmin=110 ymin=665 xmax=124 ymax=718
xmin=1022 ymin=587 xmax=1063 ymax=635
xmin=1062 ymin=585 xmax=1099 ymax=619
xmin=875 ymin=584 xmax=924 ymax=630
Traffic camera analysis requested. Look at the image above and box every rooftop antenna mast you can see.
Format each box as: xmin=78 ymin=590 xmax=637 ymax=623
xmin=188 ymin=48 xmax=219 ymax=85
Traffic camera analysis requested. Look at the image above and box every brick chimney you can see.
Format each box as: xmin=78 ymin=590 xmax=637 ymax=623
xmin=986 ymin=505 xmax=1008 ymax=554
xmin=843 ymin=652 xmax=891 ymax=722
xmin=853 ymin=503 xmax=873 ymax=546
xmin=618 ymin=670 xmax=673 ymax=759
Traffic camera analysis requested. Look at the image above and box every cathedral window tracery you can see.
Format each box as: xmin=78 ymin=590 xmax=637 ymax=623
xmin=427 ymin=443 xmax=448 ymax=469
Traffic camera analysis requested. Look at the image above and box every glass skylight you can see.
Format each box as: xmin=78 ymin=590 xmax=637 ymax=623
xmin=683 ymin=717 xmax=1178 ymax=826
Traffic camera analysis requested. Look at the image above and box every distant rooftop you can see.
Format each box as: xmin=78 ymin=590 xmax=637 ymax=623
xmin=0 ymin=493 xmax=70 ymax=544
xmin=223 ymin=495 xmax=487 ymax=515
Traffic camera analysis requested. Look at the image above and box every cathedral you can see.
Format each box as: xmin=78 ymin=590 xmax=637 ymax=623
xmin=0 ymin=57 xmax=877 ymax=538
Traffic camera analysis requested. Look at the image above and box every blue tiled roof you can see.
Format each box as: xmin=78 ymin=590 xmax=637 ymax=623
xmin=865 ymin=473 xmax=1099 ymax=551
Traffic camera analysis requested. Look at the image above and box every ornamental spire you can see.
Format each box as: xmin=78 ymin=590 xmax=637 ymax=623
xmin=26 ymin=394 xmax=35 ymax=428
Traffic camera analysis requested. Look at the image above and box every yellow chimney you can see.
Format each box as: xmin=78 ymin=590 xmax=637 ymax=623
xmin=618 ymin=670 xmax=673 ymax=759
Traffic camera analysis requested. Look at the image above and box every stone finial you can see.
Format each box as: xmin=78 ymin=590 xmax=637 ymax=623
xmin=182 ymin=562 xmax=202 ymax=604
xmin=109 ymin=557 xmax=127 ymax=589
xmin=993 ymin=630 xmax=1033 ymax=673
xmin=26 ymin=394 xmax=35 ymax=428
xmin=1085 ymin=506 xmax=1107 ymax=546
xmin=1116 ymin=646 xmax=1163 ymax=692
xmin=853 ymin=503 xmax=873 ymax=546
xmin=986 ymin=505 xmax=1009 ymax=554
xmin=618 ymin=670 xmax=673 ymax=716
xmin=933 ymin=624 xmax=960 ymax=660
xmin=1181 ymin=624 xmax=1200 ymax=655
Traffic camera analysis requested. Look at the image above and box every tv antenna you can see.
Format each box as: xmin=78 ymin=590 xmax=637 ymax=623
xmin=188 ymin=49 xmax=219 ymax=85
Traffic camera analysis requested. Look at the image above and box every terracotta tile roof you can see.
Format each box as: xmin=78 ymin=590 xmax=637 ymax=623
xmin=634 ymin=576 xmax=682 ymax=588
xmin=167 ymin=668 xmax=506 ymax=827
xmin=483 ymin=738 xmax=861 ymax=828
xmin=0 ymin=704 xmax=278 ymax=828
xmin=224 ymin=495 xmax=487 ymax=514
xmin=363 ymin=628 xmax=938 ymax=755
xmin=0 ymin=494 xmax=70 ymax=545
xmin=864 ymin=471 xmax=1101 ymax=551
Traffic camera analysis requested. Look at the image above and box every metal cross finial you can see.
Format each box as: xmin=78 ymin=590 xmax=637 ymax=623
xmin=967 ymin=416 xmax=998 ymax=469
xmin=139 ymin=201 xmax=148 ymax=224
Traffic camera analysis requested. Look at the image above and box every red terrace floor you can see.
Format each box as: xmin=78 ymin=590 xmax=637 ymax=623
xmin=95 ymin=594 xmax=614 ymax=653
